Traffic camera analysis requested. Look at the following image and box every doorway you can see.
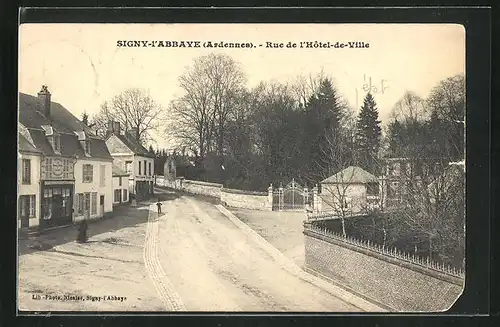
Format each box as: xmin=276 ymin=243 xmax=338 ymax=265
xmin=100 ymin=195 xmax=105 ymax=217
xmin=18 ymin=196 xmax=30 ymax=228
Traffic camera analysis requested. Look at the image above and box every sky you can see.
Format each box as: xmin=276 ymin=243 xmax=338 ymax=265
xmin=19 ymin=23 xmax=465 ymax=150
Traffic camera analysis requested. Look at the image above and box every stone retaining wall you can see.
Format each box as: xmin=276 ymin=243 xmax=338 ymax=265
xmin=304 ymin=229 xmax=464 ymax=312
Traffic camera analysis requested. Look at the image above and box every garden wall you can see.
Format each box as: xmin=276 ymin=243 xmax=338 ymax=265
xmin=155 ymin=176 xmax=272 ymax=210
xmin=221 ymin=188 xmax=270 ymax=211
xmin=304 ymin=225 xmax=464 ymax=312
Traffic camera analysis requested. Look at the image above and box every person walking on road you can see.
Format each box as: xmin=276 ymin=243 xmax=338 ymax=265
xmin=156 ymin=201 xmax=162 ymax=214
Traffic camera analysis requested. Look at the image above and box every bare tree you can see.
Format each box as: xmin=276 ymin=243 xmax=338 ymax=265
xmin=168 ymin=53 xmax=246 ymax=163
xmin=391 ymin=91 xmax=429 ymax=124
xmin=291 ymin=70 xmax=329 ymax=107
xmin=426 ymin=74 xmax=465 ymax=160
xmin=92 ymin=88 xmax=163 ymax=145
xmin=316 ymin=130 xmax=363 ymax=237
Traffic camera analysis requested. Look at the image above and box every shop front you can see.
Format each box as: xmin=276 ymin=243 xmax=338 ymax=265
xmin=40 ymin=180 xmax=74 ymax=229
xmin=39 ymin=156 xmax=76 ymax=229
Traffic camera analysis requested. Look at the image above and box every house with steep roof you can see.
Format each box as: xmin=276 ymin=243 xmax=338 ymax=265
xmin=105 ymin=121 xmax=155 ymax=200
xmin=112 ymin=164 xmax=130 ymax=205
xmin=18 ymin=129 xmax=43 ymax=229
xmin=319 ymin=166 xmax=380 ymax=215
xmin=18 ymin=86 xmax=114 ymax=231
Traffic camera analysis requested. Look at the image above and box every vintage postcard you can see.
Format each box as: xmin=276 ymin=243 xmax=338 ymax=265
xmin=18 ymin=23 xmax=465 ymax=312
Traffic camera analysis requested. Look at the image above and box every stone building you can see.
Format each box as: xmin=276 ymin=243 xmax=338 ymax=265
xmin=319 ymin=166 xmax=380 ymax=215
xmin=105 ymin=121 xmax=155 ymax=200
xmin=18 ymin=86 xmax=114 ymax=231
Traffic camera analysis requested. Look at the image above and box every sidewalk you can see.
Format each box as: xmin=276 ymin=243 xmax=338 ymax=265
xmin=18 ymin=201 xmax=165 ymax=311
xmin=228 ymin=208 xmax=307 ymax=267
xmin=18 ymin=203 xmax=153 ymax=256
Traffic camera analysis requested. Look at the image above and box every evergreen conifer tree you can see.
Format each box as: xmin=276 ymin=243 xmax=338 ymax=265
xmin=305 ymin=78 xmax=344 ymax=180
xmin=355 ymin=93 xmax=382 ymax=174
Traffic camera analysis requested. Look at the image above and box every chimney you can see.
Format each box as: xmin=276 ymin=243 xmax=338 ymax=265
xmin=37 ymin=85 xmax=51 ymax=117
xmin=113 ymin=121 xmax=121 ymax=135
xmin=128 ymin=127 xmax=138 ymax=141
xmin=107 ymin=120 xmax=114 ymax=134
xmin=107 ymin=120 xmax=122 ymax=135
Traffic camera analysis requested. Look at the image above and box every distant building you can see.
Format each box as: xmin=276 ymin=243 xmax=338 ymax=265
xmin=112 ymin=165 xmax=130 ymax=205
xmin=379 ymin=157 xmax=450 ymax=209
xmin=319 ymin=166 xmax=380 ymax=215
xmin=164 ymin=156 xmax=176 ymax=181
xmin=105 ymin=121 xmax=155 ymax=200
xmin=18 ymin=86 xmax=114 ymax=231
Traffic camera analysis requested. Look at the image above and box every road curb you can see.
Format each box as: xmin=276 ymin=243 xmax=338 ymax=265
xmin=144 ymin=203 xmax=186 ymax=311
xmin=215 ymin=205 xmax=387 ymax=312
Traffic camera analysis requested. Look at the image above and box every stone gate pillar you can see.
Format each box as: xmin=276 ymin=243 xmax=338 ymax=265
xmin=267 ymin=184 xmax=273 ymax=211
xmin=312 ymin=184 xmax=319 ymax=213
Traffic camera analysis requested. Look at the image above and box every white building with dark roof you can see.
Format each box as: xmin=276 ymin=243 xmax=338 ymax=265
xmin=112 ymin=164 xmax=130 ymax=205
xmin=319 ymin=166 xmax=380 ymax=215
xmin=17 ymin=86 xmax=114 ymax=231
xmin=105 ymin=121 xmax=155 ymax=200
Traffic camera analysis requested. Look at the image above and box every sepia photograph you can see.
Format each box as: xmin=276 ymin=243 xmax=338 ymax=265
xmin=17 ymin=23 xmax=465 ymax=313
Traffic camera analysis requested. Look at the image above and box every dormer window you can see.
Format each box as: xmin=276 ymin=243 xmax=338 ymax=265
xmin=75 ymin=131 xmax=91 ymax=156
xmin=84 ymin=140 xmax=91 ymax=156
xmin=41 ymin=125 xmax=61 ymax=153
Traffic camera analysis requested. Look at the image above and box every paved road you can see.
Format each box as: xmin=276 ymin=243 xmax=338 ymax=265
xmin=148 ymin=189 xmax=381 ymax=312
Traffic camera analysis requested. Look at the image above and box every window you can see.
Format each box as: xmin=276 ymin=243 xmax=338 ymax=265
xmin=75 ymin=193 xmax=88 ymax=215
xmin=125 ymin=161 xmax=132 ymax=174
xmin=19 ymin=195 xmax=36 ymax=218
xmin=148 ymin=162 xmax=152 ymax=176
xmin=43 ymin=189 xmax=53 ymax=220
xmin=83 ymin=164 xmax=93 ymax=183
xmin=122 ymin=189 xmax=128 ymax=202
xmin=28 ymin=195 xmax=36 ymax=217
xmin=22 ymin=159 xmax=31 ymax=184
xmin=119 ymin=176 xmax=122 ymax=186
xmin=144 ymin=160 xmax=147 ymax=175
xmin=138 ymin=161 xmax=142 ymax=175
xmin=91 ymin=192 xmax=97 ymax=215
xmin=114 ymin=189 xmax=121 ymax=202
xmin=100 ymin=165 xmax=106 ymax=187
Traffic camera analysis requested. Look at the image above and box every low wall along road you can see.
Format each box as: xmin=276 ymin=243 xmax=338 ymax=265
xmin=303 ymin=225 xmax=465 ymax=312
xmin=155 ymin=176 xmax=271 ymax=211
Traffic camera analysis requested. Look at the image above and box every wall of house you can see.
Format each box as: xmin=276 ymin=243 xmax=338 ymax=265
xmin=304 ymin=228 xmax=464 ymax=312
xmin=17 ymin=153 xmax=41 ymax=228
xmin=106 ymin=134 xmax=131 ymax=154
xmin=221 ymin=188 xmax=271 ymax=211
xmin=109 ymin=154 xmax=154 ymax=195
xmin=133 ymin=155 xmax=155 ymax=178
xmin=112 ymin=175 xmax=129 ymax=204
xmin=74 ymin=159 xmax=113 ymax=221
xmin=319 ymin=183 xmax=367 ymax=214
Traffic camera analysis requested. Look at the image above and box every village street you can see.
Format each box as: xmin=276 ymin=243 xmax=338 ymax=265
xmin=18 ymin=188 xmax=383 ymax=312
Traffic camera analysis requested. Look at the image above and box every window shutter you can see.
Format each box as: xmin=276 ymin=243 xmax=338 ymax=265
xmin=91 ymin=192 xmax=97 ymax=214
